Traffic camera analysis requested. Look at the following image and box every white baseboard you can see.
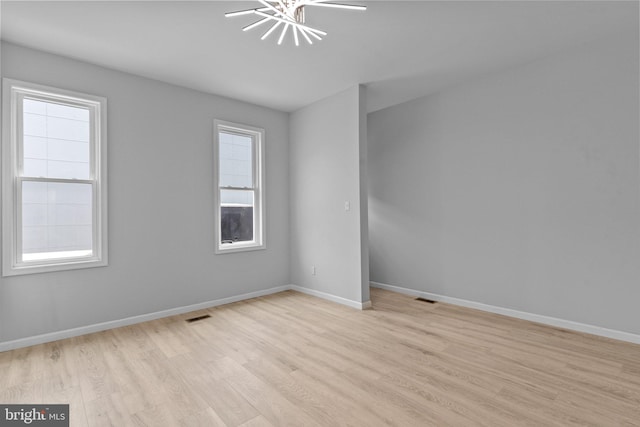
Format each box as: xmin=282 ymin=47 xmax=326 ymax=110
xmin=0 ymin=285 xmax=290 ymax=352
xmin=0 ymin=284 xmax=376 ymax=352
xmin=15 ymin=279 xmax=628 ymax=352
xmin=370 ymin=281 xmax=640 ymax=345
xmin=289 ymin=285 xmax=371 ymax=310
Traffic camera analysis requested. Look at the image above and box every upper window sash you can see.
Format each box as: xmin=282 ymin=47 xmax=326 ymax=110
xmin=217 ymin=128 xmax=257 ymax=190
xmin=18 ymin=92 xmax=99 ymax=182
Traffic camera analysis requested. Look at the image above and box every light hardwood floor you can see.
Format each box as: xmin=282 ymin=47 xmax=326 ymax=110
xmin=1 ymin=288 xmax=640 ymax=426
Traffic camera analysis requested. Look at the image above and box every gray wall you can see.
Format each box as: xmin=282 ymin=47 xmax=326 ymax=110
xmin=290 ymin=86 xmax=369 ymax=304
xmin=0 ymin=42 xmax=290 ymax=343
xmin=368 ymin=32 xmax=640 ymax=334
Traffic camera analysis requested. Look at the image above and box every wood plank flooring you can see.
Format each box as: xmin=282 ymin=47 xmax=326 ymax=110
xmin=1 ymin=287 xmax=640 ymax=426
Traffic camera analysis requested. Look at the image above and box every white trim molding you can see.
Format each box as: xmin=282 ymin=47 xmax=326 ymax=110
xmin=0 ymin=284 xmax=373 ymax=352
xmin=0 ymin=285 xmax=290 ymax=352
xmin=289 ymin=285 xmax=371 ymax=310
xmin=370 ymin=281 xmax=640 ymax=345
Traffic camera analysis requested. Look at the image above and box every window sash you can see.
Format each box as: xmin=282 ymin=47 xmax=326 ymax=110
xmin=16 ymin=177 xmax=99 ymax=265
xmin=219 ymin=188 xmax=257 ymax=245
xmin=218 ymin=129 xmax=257 ymax=191
xmin=18 ymin=93 xmax=97 ymax=182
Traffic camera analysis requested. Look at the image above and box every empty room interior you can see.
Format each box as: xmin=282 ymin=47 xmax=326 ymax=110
xmin=1 ymin=0 xmax=639 ymax=425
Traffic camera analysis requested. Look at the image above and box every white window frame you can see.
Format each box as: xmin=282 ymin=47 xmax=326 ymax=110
xmin=213 ymin=119 xmax=265 ymax=254
xmin=2 ymin=78 xmax=108 ymax=276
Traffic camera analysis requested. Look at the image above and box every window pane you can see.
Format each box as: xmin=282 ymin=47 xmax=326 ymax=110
xmin=46 ymin=102 xmax=90 ymax=121
xmin=22 ymin=99 xmax=91 ymax=180
xmin=22 ymin=181 xmax=93 ymax=261
xmin=24 ymin=136 xmax=47 ymax=159
xmin=47 ymin=116 xmax=90 ymax=142
xmin=220 ymin=189 xmax=254 ymax=244
xmin=219 ymin=131 xmax=253 ymax=188
xmin=47 ymin=160 xmax=90 ymax=179
xmin=23 ymin=158 xmax=48 ymax=178
xmin=23 ymin=112 xmax=47 ymax=137
xmin=23 ymin=98 xmax=47 ymax=115
xmin=48 ymin=138 xmax=90 ymax=162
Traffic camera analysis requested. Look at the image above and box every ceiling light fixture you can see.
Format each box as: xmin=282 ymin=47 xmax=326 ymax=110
xmin=225 ymin=0 xmax=366 ymax=46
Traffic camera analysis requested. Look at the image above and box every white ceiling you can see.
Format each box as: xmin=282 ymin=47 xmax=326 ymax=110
xmin=1 ymin=1 xmax=637 ymax=113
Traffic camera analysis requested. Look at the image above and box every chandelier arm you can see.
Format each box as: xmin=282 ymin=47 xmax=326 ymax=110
xmin=261 ymin=20 xmax=283 ymax=40
xmin=225 ymin=7 xmax=271 ymax=18
xmin=293 ymin=26 xmax=300 ymax=46
xmin=299 ymin=25 xmax=326 ymax=36
xmin=254 ymin=11 xmax=327 ymax=36
xmin=305 ymin=3 xmax=366 ymax=11
xmin=277 ymin=23 xmax=290 ymax=45
xmin=298 ymin=27 xmax=314 ymax=44
xmin=243 ymin=17 xmax=272 ymax=31
xmin=305 ymin=27 xmax=323 ymax=40
xmin=296 ymin=24 xmax=322 ymax=40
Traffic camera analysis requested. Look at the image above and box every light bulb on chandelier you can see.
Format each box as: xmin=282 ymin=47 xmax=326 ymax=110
xmin=225 ymin=0 xmax=366 ymax=46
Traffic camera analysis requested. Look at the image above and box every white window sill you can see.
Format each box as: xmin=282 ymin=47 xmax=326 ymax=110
xmin=3 ymin=256 xmax=107 ymax=276
xmin=216 ymin=241 xmax=266 ymax=255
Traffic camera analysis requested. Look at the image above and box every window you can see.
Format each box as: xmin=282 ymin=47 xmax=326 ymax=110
xmin=2 ymin=79 xmax=108 ymax=276
xmin=214 ymin=120 xmax=265 ymax=253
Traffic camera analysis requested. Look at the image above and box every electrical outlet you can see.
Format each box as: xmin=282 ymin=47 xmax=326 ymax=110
xmin=345 ymin=201 xmax=350 ymax=211
xmin=311 ymin=266 xmax=316 ymax=276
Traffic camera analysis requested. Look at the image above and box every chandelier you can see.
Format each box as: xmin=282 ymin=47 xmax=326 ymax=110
xmin=225 ymin=1 xmax=366 ymax=46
